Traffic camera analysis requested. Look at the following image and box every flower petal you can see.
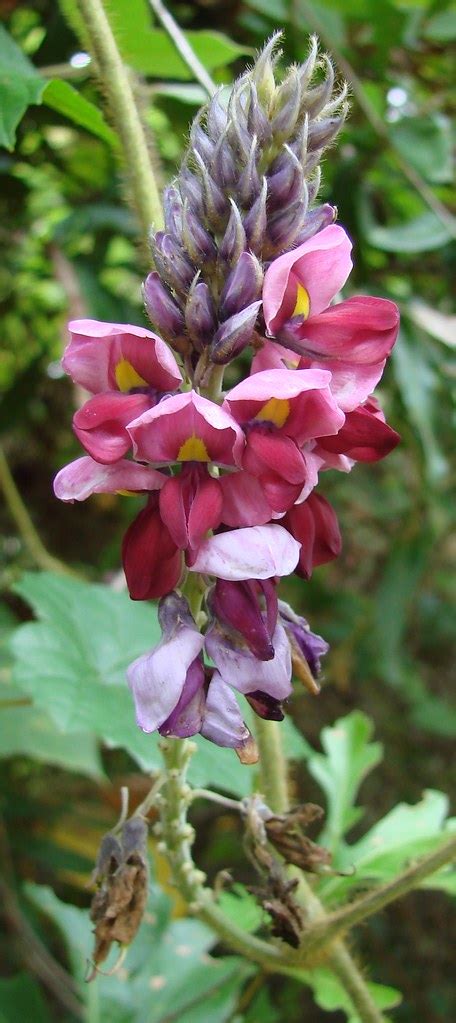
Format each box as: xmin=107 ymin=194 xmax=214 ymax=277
xmin=263 ymin=224 xmax=353 ymax=334
xmin=64 ymin=319 xmax=182 ymax=394
xmin=189 ymin=524 xmax=300 ymax=581
xmin=73 ymin=392 xmax=151 ymax=463
xmin=200 ymin=673 xmax=250 ymax=748
xmin=128 ymin=391 xmax=244 ymax=467
xmin=205 ymin=622 xmax=292 ymax=699
xmin=122 ymin=499 xmax=182 ymax=600
xmin=53 ymin=456 xmax=165 ymax=502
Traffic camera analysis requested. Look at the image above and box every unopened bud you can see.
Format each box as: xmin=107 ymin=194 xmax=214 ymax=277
xmin=206 ymin=91 xmax=228 ymax=139
xmin=247 ymin=82 xmax=272 ymax=145
xmin=219 ymin=199 xmax=247 ymax=264
xmin=143 ymin=272 xmax=185 ymax=338
xmin=267 ymin=197 xmax=308 ymax=251
xmin=294 ymin=203 xmax=337 ymax=245
xmin=153 ymin=231 xmax=195 ymax=293
xmin=271 ymin=67 xmax=301 ymax=141
xmin=211 ymin=300 xmax=261 ymax=363
xmin=211 ymin=135 xmax=237 ymax=189
xmin=163 ymin=185 xmax=183 ymax=239
xmin=182 ymin=202 xmax=217 ymax=264
xmin=251 ymin=32 xmax=282 ymax=110
xmin=194 ymin=151 xmax=228 ymax=226
xmin=244 ymin=177 xmax=267 ymax=254
xmin=267 ymin=145 xmax=305 ymax=209
xmin=220 ymin=252 xmax=263 ymax=319
xmin=300 ymin=55 xmax=334 ymax=118
xmin=239 ymin=136 xmax=261 ymax=206
xmin=185 ymin=280 xmax=217 ymax=350
xmin=190 ymin=119 xmax=215 ymax=164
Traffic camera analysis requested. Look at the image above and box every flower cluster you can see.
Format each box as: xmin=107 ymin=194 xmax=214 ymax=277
xmin=54 ymin=37 xmax=399 ymax=762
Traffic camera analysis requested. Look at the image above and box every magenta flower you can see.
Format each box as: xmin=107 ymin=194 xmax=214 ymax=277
xmin=62 ymin=319 xmax=182 ymax=463
xmin=205 ymin=618 xmax=292 ymax=719
xmin=260 ymin=224 xmax=399 ymax=411
xmin=316 ymin=396 xmax=400 ymax=466
xmin=127 ymin=390 xmax=244 ymax=467
xmin=223 ymin=367 xmax=344 ymax=513
xmin=210 ymin=578 xmax=278 ymax=660
xmin=190 ymin=524 xmax=300 ymax=581
xmin=122 ymin=494 xmax=182 ymax=601
xmin=282 ymin=492 xmax=342 ymax=579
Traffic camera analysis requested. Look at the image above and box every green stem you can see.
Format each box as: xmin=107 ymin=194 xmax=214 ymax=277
xmin=253 ymin=719 xmax=389 ymax=1021
xmin=0 ymin=445 xmax=81 ymax=578
xmin=148 ymin=0 xmax=217 ymax=97
xmin=73 ymin=0 xmax=164 ymax=243
xmin=254 ymin=717 xmax=290 ymax=814
xmin=303 ymin=833 xmax=456 ymax=955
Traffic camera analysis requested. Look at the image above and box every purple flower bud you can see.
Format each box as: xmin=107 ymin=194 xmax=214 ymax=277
xmin=267 ymin=198 xmax=308 ymax=250
xmin=163 ymin=185 xmax=183 ymax=239
xmin=251 ymin=31 xmax=282 ymax=108
xmin=211 ymin=136 xmax=237 ymax=189
xmin=300 ymin=55 xmax=334 ymax=118
xmin=220 ymin=252 xmax=263 ymax=319
xmin=297 ymin=35 xmax=318 ymax=92
xmin=227 ymin=91 xmax=252 ymax=159
xmin=159 ymin=657 xmax=206 ymax=738
xmin=206 ymin=92 xmax=228 ymax=140
xmin=278 ymin=600 xmax=329 ymax=678
xmin=194 ymin=151 xmax=228 ymax=225
xmin=190 ymin=119 xmax=215 ymax=164
xmin=219 ymin=199 xmax=247 ymax=264
xmin=308 ymin=114 xmax=346 ymax=151
xmin=210 ymin=300 xmax=261 ymax=364
xmin=238 ymin=137 xmax=261 ymax=206
xmin=211 ymin=577 xmax=278 ymax=660
xmin=153 ymin=231 xmax=195 ymax=293
xmin=182 ymin=202 xmax=217 ymax=264
xmin=143 ymin=272 xmax=185 ymax=338
xmin=307 ymin=167 xmax=322 ymax=204
xmin=185 ymin=280 xmax=217 ymax=349
xmin=270 ymin=67 xmax=301 ymax=140
xmin=247 ymin=82 xmax=272 ymax=145
xmin=293 ymin=203 xmax=337 ymax=245
xmin=179 ymin=168 xmax=205 ymax=218
xmin=267 ymin=146 xmax=305 ymax=209
xmin=243 ymin=177 xmax=267 ymax=254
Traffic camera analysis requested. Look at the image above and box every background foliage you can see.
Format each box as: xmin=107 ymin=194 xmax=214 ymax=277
xmin=0 ymin=1 xmax=454 ymax=1021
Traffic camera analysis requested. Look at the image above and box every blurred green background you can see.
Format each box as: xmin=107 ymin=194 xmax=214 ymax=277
xmin=0 ymin=0 xmax=454 ymax=1020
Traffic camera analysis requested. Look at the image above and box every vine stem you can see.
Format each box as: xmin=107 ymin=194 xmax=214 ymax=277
xmin=303 ymin=832 xmax=456 ymax=955
xmin=74 ymin=0 xmax=164 ymax=242
xmin=148 ymin=0 xmax=217 ymax=97
xmin=0 ymin=445 xmax=81 ymax=578
xmin=253 ymin=718 xmax=388 ymax=1023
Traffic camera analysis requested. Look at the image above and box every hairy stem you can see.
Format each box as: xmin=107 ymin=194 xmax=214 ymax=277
xmin=74 ymin=0 xmax=164 ymax=242
xmin=254 ymin=719 xmax=389 ymax=1021
xmin=303 ymin=833 xmax=456 ymax=954
xmin=148 ymin=0 xmax=217 ymax=97
xmin=0 ymin=445 xmax=80 ymax=578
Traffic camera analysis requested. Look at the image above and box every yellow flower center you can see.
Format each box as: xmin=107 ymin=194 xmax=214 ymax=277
xmin=177 ymin=434 xmax=210 ymax=461
xmin=115 ymin=359 xmax=148 ymax=392
xmin=255 ymin=397 xmax=290 ymax=428
xmin=292 ymin=284 xmax=310 ymax=319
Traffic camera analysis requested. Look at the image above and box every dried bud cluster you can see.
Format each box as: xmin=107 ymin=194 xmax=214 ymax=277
xmin=145 ymin=34 xmax=348 ymax=369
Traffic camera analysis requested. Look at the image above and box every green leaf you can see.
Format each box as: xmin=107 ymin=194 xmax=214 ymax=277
xmin=300 ymin=967 xmax=401 ymax=1023
xmin=360 ymin=192 xmax=454 ymax=252
xmin=0 ymin=24 xmax=45 ymax=149
xmin=307 ymin=712 xmax=382 ymax=853
xmin=26 ymin=883 xmax=252 ymax=1023
xmin=390 ymin=115 xmax=453 ymax=185
xmin=318 ymin=790 xmax=456 ymax=905
xmin=392 ymin=328 xmax=448 ymax=482
xmin=423 ymin=8 xmax=456 ymax=41
xmin=218 ymin=883 xmax=264 ymax=934
xmin=373 ymin=536 xmax=429 ymax=687
xmin=10 ymin=572 xmax=255 ymax=795
xmin=0 ymin=680 xmax=103 ymax=778
xmin=43 ymin=79 xmax=118 ymax=147
xmin=0 ymin=974 xmax=50 ymax=1023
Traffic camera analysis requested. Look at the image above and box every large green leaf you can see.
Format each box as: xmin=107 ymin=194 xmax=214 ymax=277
xmin=318 ymin=789 xmax=456 ymax=905
xmin=0 ymin=24 xmax=116 ymax=149
xmin=306 ymin=712 xmax=382 ymax=853
xmin=392 ymin=328 xmax=448 ymax=482
xmin=43 ymin=79 xmax=118 ymax=147
xmin=0 ymin=24 xmax=45 ymax=149
xmin=26 ymin=883 xmax=252 ymax=1023
xmin=10 ymin=572 xmax=264 ymax=795
xmin=390 ymin=114 xmax=453 ymax=185
xmin=360 ymin=192 xmax=454 ymax=252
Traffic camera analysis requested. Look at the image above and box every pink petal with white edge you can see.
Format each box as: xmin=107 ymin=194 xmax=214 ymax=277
xmin=224 ymin=368 xmax=345 ymax=444
xmin=128 ymin=391 xmax=244 ymax=467
xmin=53 ymin=456 xmax=165 ymax=502
xmin=250 ymin=340 xmax=299 ymax=374
xmin=63 ymin=319 xmax=182 ymax=394
xmin=263 ymin=224 xmax=353 ymax=334
xmin=189 ymin=524 xmax=300 ymax=580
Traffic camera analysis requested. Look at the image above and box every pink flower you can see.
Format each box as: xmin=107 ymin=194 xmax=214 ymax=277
xmin=261 ymin=225 xmax=400 ymax=411
xmin=316 ymin=396 xmax=400 ymax=465
xmin=159 ymin=463 xmax=223 ymax=558
xmin=62 ymin=320 xmax=183 ymax=463
xmin=223 ymin=367 xmax=344 ymax=512
xmin=282 ymin=492 xmax=342 ymax=579
xmin=127 ymin=390 xmax=244 ymax=468
xmin=189 ymin=524 xmax=300 ymax=581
